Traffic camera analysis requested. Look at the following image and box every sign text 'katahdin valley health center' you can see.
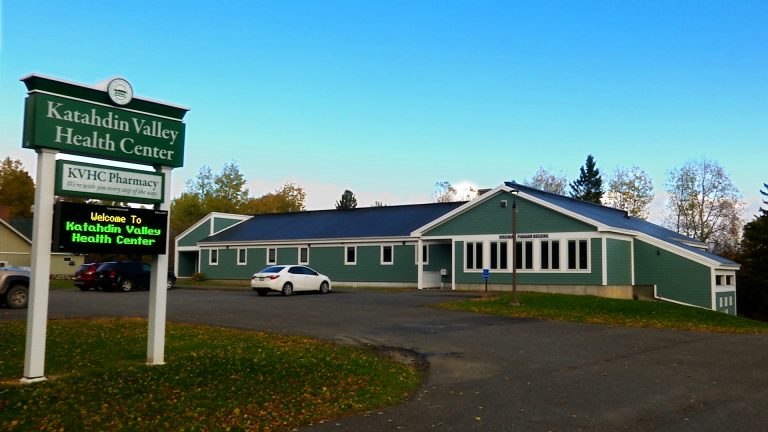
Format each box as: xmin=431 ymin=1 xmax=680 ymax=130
xmin=22 ymin=75 xmax=186 ymax=167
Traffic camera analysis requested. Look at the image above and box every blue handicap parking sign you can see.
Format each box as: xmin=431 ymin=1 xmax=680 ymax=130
xmin=482 ymin=268 xmax=490 ymax=279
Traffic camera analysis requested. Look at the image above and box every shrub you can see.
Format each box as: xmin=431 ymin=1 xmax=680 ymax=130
xmin=191 ymin=272 xmax=207 ymax=282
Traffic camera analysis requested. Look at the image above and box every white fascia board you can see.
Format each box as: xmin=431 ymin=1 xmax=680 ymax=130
xmin=197 ymin=235 xmax=418 ymax=248
xmin=175 ymin=212 xmax=250 ymax=245
xmin=633 ymin=232 xmax=738 ymax=270
xmin=175 ymin=246 xmax=200 ymax=252
xmin=411 ymin=184 xmax=517 ymax=237
xmin=0 ymin=219 xmax=32 ymax=244
xmin=210 ymin=213 xmax=251 ymax=236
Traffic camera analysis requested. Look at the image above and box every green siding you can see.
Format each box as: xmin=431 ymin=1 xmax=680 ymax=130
xmin=454 ymin=239 xmax=602 ymax=285
xmin=213 ymin=216 xmax=245 ymax=233
xmin=425 ymin=192 xmax=595 ymax=237
xmin=177 ymin=251 xmax=198 ymax=277
xmin=177 ymin=221 xmax=211 ymax=247
xmin=715 ymin=292 xmax=737 ymax=315
xmin=606 ymin=239 xmax=632 ymax=285
xmin=634 ymin=240 xmax=712 ymax=309
xmin=308 ymin=245 xmax=417 ymax=283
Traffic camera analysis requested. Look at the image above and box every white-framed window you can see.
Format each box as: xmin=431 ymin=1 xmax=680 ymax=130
xmin=489 ymin=241 xmax=509 ymax=270
xmin=567 ymin=239 xmax=589 ymax=270
xmin=345 ymin=246 xmax=357 ymax=265
xmin=465 ymin=241 xmax=483 ymax=270
xmin=540 ymin=240 xmax=560 ymax=270
xmin=237 ymin=248 xmax=247 ymax=265
xmin=299 ymin=247 xmax=309 ymax=264
xmin=381 ymin=245 xmax=394 ymax=265
xmin=515 ymin=240 xmax=533 ymax=270
xmin=209 ymin=249 xmax=219 ymax=266
xmin=267 ymin=248 xmax=277 ymax=265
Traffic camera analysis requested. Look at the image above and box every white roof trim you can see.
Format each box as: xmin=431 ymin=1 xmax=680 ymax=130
xmin=174 ymin=212 xmax=251 ymax=247
xmin=198 ymin=235 xmax=417 ymax=248
xmin=412 ymin=183 xmax=737 ymax=270
xmin=0 ymin=219 xmax=31 ymax=244
xmin=411 ymin=184 xmax=517 ymax=236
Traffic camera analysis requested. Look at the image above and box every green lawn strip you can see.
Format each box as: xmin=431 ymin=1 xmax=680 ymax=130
xmin=0 ymin=318 xmax=421 ymax=431
xmin=438 ymin=292 xmax=768 ymax=334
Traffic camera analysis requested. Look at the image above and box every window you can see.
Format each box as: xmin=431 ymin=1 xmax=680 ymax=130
xmin=345 ymin=246 xmax=356 ymax=265
xmin=267 ymin=248 xmax=277 ymax=265
xmin=716 ymin=275 xmax=723 ymax=285
xmin=726 ymin=275 xmax=733 ymax=286
xmin=540 ymin=240 xmax=560 ymax=270
xmin=418 ymin=244 xmax=429 ymax=264
xmin=567 ymin=240 xmax=588 ymax=270
xmin=299 ymin=247 xmax=309 ymax=264
xmin=381 ymin=245 xmax=394 ymax=265
xmin=465 ymin=242 xmax=483 ymax=270
xmin=237 ymin=248 xmax=247 ymax=265
xmin=515 ymin=241 xmax=533 ymax=270
xmin=490 ymin=241 xmax=508 ymax=270
xmin=209 ymin=249 xmax=219 ymax=265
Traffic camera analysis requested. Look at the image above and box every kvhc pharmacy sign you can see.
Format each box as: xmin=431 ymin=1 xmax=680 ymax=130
xmin=20 ymin=74 xmax=189 ymax=384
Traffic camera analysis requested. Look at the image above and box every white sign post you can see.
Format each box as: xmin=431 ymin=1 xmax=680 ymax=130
xmin=20 ymin=74 xmax=188 ymax=382
xmin=22 ymin=148 xmax=57 ymax=383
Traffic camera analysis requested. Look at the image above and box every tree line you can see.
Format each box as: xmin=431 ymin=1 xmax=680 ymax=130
xmin=1 ymin=155 xmax=765 ymax=319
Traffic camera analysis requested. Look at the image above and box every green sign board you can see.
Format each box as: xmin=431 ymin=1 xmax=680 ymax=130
xmin=55 ymin=160 xmax=165 ymax=204
xmin=23 ymin=93 xmax=185 ymax=167
xmin=52 ymin=202 xmax=168 ymax=255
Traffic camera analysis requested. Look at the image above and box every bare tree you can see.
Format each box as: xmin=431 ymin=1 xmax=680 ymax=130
xmin=664 ymin=159 xmax=743 ymax=253
xmin=524 ymin=167 xmax=567 ymax=195
xmin=434 ymin=181 xmax=457 ymax=203
xmin=604 ymin=166 xmax=654 ymax=219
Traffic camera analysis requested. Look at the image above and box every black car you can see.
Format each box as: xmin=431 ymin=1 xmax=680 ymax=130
xmin=94 ymin=261 xmax=177 ymax=292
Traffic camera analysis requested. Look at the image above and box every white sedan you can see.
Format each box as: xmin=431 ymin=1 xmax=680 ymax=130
xmin=250 ymin=265 xmax=332 ymax=296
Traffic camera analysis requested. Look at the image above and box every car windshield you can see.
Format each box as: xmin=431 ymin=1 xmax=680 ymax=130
xmin=96 ymin=262 xmax=116 ymax=271
xmin=259 ymin=266 xmax=285 ymax=273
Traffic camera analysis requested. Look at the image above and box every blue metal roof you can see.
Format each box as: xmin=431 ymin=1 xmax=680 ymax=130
xmin=201 ymin=202 xmax=465 ymax=243
xmin=507 ymin=182 xmax=738 ymax=267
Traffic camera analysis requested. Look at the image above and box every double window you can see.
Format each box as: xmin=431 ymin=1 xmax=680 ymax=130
xmin=567 ymin=240 xmax=588 ymax=270
xmin=489 ymin=241 xmax=508 ymax=270
xmin=515 ymin=240 xmax=533 ymax=270
xmin=465 ymin=242 xmax=484 ymax=270
xmin=540 ymin=240 xmax=560 ymax=270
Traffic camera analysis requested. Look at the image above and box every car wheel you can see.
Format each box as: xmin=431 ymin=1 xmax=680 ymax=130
xmin=119 ymin=279 xmax=134 ymax=292
xmin=319 ymin=281 xmax=330 ymax=294
xmin=256 ymin=289 xmax=269 ymax=297
xmin=5 ymin=284 xmax=28 ymax=309
xmin=281 ymin=282 xmax=293 ymax=296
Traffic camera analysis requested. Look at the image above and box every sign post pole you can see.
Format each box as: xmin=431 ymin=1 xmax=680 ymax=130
xmin=22 ymin=148 xmax=57 ymax=383
xmin=147 ymin=166 xmax=172 ymax=365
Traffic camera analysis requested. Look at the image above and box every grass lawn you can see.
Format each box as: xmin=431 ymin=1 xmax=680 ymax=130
xmin=438 ymin=292 xmax=768 ymax=334
xmin=0 ymin=318 xmax=421 ymax=431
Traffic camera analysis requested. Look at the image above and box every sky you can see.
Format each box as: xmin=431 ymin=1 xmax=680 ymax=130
xmin=1 ymin=0 xmax=766 ymax=223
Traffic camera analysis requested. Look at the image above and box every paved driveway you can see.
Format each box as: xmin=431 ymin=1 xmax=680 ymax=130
xmin=3 ymin=288 xmax=767 ymax=431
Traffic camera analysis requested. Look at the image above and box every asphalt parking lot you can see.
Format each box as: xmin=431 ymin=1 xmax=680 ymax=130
xmin=3 ymin=288 xmax=768 ymax=431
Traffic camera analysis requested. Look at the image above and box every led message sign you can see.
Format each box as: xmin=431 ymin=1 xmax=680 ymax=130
xmin=52 ymin=202 xmax=168 ymax=255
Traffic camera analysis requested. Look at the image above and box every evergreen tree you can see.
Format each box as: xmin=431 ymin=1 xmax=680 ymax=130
xmin=336 ymin=190 xmax=357 ymax=210
xmin=736 ymin=182 xmax=768 ymax=320
xmin=569 ymin=155 xmax=603 ymax=204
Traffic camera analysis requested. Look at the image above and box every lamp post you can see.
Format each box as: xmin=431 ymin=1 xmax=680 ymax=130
xmin=511 ymin=190 xmax=520 ymax=305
